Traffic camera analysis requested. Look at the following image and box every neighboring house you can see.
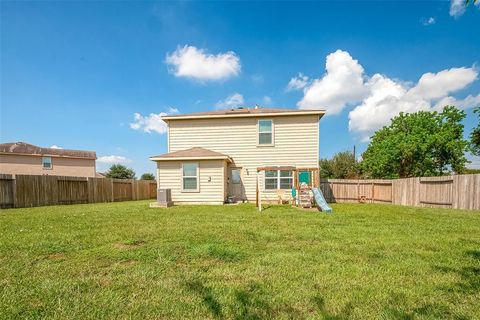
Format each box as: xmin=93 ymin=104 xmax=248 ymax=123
xmin=96 ymin=172 xmax=106 ymax=178
xmin=0 ymin=142 xmax=97 ymax=177
xmin=150 ymin=107 xmax=325 ymax=204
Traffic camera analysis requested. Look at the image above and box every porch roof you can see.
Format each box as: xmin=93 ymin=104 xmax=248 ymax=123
xmin=150 ymin=147 xmax=232 ymax=162
xmin=257 ymin=166 xmax=319 ymax=171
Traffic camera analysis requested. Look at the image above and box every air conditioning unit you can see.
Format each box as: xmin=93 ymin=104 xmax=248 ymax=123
xmin=156 ymin=188 xmax=173 ymax=207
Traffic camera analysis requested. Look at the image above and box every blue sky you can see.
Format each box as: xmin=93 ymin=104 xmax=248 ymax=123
xmin=1 ymin=1 xmax=479 ymax=175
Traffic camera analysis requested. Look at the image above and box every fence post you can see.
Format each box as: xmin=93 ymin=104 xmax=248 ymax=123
xmin=12 ymin=174 xmax=17 ymax=208
xmin=111 ymin=179 xmax=115 ymax=202
xmin=371 ymin=182 xmax=374 ymax=203
xmin=390 ymin=180 xmax=393 ymax=204
xmin=131 ymin=179 xmax=136 ymax=201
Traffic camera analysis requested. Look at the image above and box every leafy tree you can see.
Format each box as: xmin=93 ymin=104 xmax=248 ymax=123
xmin=140 ymin=173 xmax=155 ymax=180
xmin=469 ymin=106 xmax=480 ymax=156
xmin=105 ymin=164 xmax=136 ymax=179
xmin=320 ymin=151 xmax=358 ymax=179
xmin=464 ymin=168 xmax=480 ymax=174
xmin=360 ymin=106 xmax=468 ymax=178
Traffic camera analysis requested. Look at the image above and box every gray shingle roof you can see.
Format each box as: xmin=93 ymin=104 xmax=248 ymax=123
xmin=0 ymin=142 xmax=97 ymax=159
xmin=150 ymin=147 xmax=231 ymax=161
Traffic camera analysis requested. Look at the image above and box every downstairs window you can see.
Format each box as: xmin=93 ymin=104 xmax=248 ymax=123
xmin=265 ymin=170 xmax=293 ymax=190
xmin=182 ymin=163 xmax=199 ymax=192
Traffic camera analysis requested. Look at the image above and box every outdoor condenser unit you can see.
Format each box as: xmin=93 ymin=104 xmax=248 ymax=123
xmin=157 ymin=188 xmax=173 ymax=207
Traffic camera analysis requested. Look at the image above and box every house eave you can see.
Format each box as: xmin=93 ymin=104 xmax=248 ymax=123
xmin=162 ymin=110 xmax=326 ymax=121
xmin=150 ymin=156 xmax=232 ymax=162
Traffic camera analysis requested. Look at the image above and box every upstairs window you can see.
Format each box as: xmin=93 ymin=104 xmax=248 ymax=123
xmin=42 ymin=156 xmax=52 ymax=170
xmin=258 ymin=120 xmax=273 ymax=145
xmin=182 ymin=163 xmax=199 ymax=192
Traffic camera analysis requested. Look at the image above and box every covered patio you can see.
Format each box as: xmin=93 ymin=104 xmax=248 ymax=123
xmin=255 ymin=166 xmax=320 ymax=211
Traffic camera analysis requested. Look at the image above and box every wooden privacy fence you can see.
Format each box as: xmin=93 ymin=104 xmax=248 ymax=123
xmin=320 ymin=174 xmax=480 ymax=211
xmin=0 ymin=174 xmax=157 ymax=209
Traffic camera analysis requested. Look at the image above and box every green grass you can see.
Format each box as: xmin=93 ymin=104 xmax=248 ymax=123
xmin=1 ymin=202 xmax=479 ymax=319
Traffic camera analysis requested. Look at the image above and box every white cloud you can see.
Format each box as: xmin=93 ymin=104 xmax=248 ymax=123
xmin=348 ymin=67 xmax=478 ymax=140
xmin=294 ymin=49 xmax=479 ymax=141
xmin=407 ymin=67 xmax=478 ymax=100
xmin=167 ymin=106 xmax=180 ymax=114
xmin=50 ymin=145 xmax=62 ymax=149
xmin=130 ymin=108 xmax=180 ymax=134
xmin=286 ymin=73 xmax=309 ymax=91
xmin=449 ymin=0 xmax=479 ymax=17
xmin=263 ymin=96 xmax=272 ymax=105
xmin=97 ymin=155 xmax=132 ymax=164
xmin=422 ymin=17 xmax=436 ymax=26
xmin=297 ymin=50 xmax=368 ymax=114
xmin=433 ymin=94 xmax=480 ymax=110
xmin=348 ymin=74 xmax=430 ymax=141
xmin=466 ymin=154 xmax=480 ymax=169
xmin=166 ymin=45 xmax=241 ymax=81
xmin=130 ymin=112 xmax=168 ymax=134
xmin=215 ymin=93 xmax=244 ymax=109
xmin=450 ymin=0 xmax=466 ymax=17
xmin=251 ymin=74 xmax=264 ymax=85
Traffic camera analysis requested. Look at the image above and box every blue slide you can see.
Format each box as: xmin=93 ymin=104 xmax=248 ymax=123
xmin=312 ymin=188 xmax=332 ymax=213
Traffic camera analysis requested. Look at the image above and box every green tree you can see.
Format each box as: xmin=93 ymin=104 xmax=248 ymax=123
xmin=140 ymin=173 xmax=155 ymax=180
xmin=105 ymin=164 xmax=136 ymax=179
xmin=469 ymin=106 xmax=480 ymax=156
xmin=360 ymin=106 xmax=468 ymax=178
xmin=320 ymin=151 xmax=358 ymax=179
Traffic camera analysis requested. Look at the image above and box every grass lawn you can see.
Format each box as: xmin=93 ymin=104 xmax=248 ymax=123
xmin=1 ymin=202 xmax=479 ymax=319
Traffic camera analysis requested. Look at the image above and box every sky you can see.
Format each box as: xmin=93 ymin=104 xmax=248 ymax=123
xmin=1 ymin=1 xmax=479 ymax=175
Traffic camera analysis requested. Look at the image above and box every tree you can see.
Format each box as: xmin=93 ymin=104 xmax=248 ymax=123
xmin=140 ymin=173 xmax=155 ymax=180
xmin=105 ymin=164 xmax=136 ymax=179
xmin=319 ymin=151 xmax=358 ymax=179
xmin=469 ymin=106 xmax=480 ymax=156
xmin=360 ymin=106 xmax=468 ymax=178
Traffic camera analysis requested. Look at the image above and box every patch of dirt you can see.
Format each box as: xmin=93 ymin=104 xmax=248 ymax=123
xmin=47 ymin=252 xmax=66 ymax=260
xmin=97 ymin=278 xmax=111 ymax=287
xmin=118 ymin=259 xmax=137 ymax=267
xmin=113 ymin=240 xmax=146 ymax=249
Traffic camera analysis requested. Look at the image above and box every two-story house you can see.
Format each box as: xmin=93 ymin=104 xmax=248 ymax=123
xmin=150 ymin=107 xmax=325 ymax=204
xmin=0 ymin=142 xmax=97 ymax=177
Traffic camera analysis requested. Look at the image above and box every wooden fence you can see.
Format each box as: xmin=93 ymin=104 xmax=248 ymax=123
xmin=0 ymin=174 xmax=157 ymax=209
xmin=320 ymin=174 xmax=480 ymax=210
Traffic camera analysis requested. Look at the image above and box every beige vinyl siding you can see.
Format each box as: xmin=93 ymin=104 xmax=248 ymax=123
xmin=168 ymin=115 xmax=319 ymax=202
xmin=157 ymin=159 xmax=226 ymax=204
xmin=0 ymin=153 xmax=96 ymax=177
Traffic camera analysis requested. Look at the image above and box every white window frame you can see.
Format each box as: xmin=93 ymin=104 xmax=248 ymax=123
xmin=264 ymin=169 xmax=293 ymax=191
xmin=257 ymin=119 xmax=274 ymax=146
xmin=42 ymin=156 xmax=52 ymax=170
xmin=181 ymin=162 xmax=199 ymax=192
xmin=264 ymin=170 xmax=278 ymax=190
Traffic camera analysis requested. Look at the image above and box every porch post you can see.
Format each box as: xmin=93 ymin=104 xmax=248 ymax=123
xmin=257 ymin=171 xmax=262 ymax=212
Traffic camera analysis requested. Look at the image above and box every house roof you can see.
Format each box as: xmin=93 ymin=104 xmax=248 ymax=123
xmin=150 ymin=147 xmax=232 ymax=162
xmin=0 ymin=142 xmax=97 ymax=160
xmin=162 ymin=107 xmax=326 ymax=121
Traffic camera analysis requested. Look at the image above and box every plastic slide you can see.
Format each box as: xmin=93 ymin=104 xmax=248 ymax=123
xmin=312 ymin=188 xmax=332 ymax=213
